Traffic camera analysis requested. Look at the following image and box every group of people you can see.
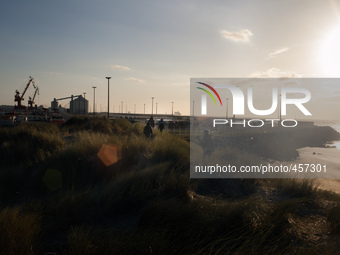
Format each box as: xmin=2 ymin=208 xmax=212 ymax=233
xmin=143 ymin=116 xmax=166 ymax=140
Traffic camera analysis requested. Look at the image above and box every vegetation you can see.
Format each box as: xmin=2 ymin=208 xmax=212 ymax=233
xmin=0 ymin=117 xmax=339 ymax=254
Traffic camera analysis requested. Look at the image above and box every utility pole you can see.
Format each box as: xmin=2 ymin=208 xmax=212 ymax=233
xmin=106 ymin=77 xmax=111 ymax=119
xmin=92 ymin=86 xmax=96 ymax=117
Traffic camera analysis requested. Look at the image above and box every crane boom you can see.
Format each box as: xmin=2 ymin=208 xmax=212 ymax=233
xmin=28 ymin=86 xmax=39 ymax=108
xmin=15 ymin=76 xmax=35 ymax=108
xmin=56 ymin=95 xmax=81 ymax=101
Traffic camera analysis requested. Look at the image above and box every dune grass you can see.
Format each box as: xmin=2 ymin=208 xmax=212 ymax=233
xmin=0 ymin=117 xmax=339 ymax=254
xmin=0 ymin=207 xmax=40 ymax=255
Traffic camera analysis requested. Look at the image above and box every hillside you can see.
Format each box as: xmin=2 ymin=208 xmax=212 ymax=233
xmin=0 ymin=117 xmax=340 ymax=254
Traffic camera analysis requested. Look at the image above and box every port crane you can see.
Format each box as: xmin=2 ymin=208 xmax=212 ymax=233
xmin=28 ymin=86 xmax=39 ymax=108
xmin=14 ymin=76 xmax=35 ymax=108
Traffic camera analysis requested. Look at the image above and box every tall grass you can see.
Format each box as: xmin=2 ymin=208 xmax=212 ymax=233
xmin=328 ymin=204 xmax=340 ymax=235
xmin=0 ymin=118 xmax=340 ymax=254
xmin=0 ymin=124 xmax=64 ymax=167
xmin=0 ymin=207 xmax=40 ymax=255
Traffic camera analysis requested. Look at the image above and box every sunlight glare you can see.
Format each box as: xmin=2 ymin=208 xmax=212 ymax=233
xmin=320 ymin=27 xmax=340 ymax=77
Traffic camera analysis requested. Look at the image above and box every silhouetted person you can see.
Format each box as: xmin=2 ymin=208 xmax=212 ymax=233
xmin=143 ymin=121 xmax=153 ymax=140
xmin=149 ymin=116 xmax=155 ymax=128
xmin=200 ymin=129 xmax=214 ymax=157
xmin=158 ymin=118 xmax=165 ymax=133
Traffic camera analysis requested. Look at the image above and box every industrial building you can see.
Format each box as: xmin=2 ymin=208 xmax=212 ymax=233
xmin=71 ymin=96 xmax=88 ymax=115
xmin=51 ymin=95 xmax=88 ymax=115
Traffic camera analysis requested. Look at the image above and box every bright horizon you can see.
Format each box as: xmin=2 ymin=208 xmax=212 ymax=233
xmin=2 ymin=0 xmax=340 ymax=119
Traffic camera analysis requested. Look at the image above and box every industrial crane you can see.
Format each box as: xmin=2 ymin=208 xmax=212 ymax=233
xmin=14 ymin=76 xmax=35 ymax=108
xmin=28 ymin=86 xmax=39 ymax=108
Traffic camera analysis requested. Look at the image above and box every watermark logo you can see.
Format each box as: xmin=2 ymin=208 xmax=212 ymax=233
xmin=196 ymin=82 xmax=223 ymax=114
xmin=198 ymin=83 xmax=311 ymax=116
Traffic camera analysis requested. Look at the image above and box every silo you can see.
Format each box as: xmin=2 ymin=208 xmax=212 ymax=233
xmin=51 ymin=99 xmax=58 ymax=110
xmin=71 ymin=96 xmax=88 ymax=115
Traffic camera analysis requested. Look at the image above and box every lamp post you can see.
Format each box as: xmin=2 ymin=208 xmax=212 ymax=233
xmin=83 ymin=92 xmax=86 ymax=115
xmin=105 ymin=77 xmax=111 ymax=119
xmin=172 ymin=102 xmax=174 ymax=115
xmin=92 ymin=87 xmax=96 ymax=117
xmin=144 ymin=104 xmax=145 ymax=114
xmin=279 ymin=94 xmax=281 ymax=123
xmin=134 ymin=104 xmax=136 ymax=114
xmin=156 ymin=103 xmax=158 ymax=115
xmin=151 ymin=97 xmax=154 ymax=115
xmin=121 ymin=101 xmax=123 ymax=114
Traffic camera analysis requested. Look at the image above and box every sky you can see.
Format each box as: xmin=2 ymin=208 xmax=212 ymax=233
xmin=1 ymin=0 xmax=340 ymax=118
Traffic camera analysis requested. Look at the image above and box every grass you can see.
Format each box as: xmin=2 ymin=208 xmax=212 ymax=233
xmin=0 ymin=207 xmax=40 ymax=255
xmin=0 ymin=117 xmax=339 ymax=254
xmin=328 ymin=204 xmax=340 ymax=235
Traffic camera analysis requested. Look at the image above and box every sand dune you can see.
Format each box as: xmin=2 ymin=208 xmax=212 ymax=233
xmin=288 ymin=146 xmax=340 ymax=193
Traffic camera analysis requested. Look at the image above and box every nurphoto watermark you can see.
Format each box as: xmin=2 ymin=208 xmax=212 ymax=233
xmin=190 ymin=78 xmax=340 ymax=179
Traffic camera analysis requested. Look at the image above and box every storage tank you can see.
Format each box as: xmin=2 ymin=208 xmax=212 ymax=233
xmin=51 ymin=99 xmax=58 ymax=110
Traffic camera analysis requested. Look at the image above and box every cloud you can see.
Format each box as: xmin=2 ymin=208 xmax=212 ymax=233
xmin=112 ymin=65 xmax=131 ymax=70
xmin=220 ymin=29 xmax=253 ymax=42
xmin=127 ymin=77 xmax=145 ymax=83
xmin=268 ymin=47 xmax=289 ymax=58
xmin=249 ymin=68 xmax=302 ymax=78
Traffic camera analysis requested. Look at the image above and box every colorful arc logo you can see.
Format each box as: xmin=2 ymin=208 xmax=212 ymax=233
xmin=196 ymin=82 xmax=223 ymax=106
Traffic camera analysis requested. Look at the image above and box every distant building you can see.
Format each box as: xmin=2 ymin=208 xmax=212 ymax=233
xmin=0 ymin=105 xmax=14 ymax=113
xmin=51 ymin=99 xmax=58 ymax=110
xmin=70 ymin=96 xmax=88 ymax=115
xmin=58 ymin=105 xmax=67 ymax=113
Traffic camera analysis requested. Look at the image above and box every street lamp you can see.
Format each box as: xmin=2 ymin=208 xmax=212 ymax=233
xmin=83 ymin=92 xmax=86 ymax=115
xmin=106 ymin=77 xmax=111 ymax=119
xmin=172 ymin=102 xmax=174 ymax=115
xmin=156 ymin=103 xmax=158 ymax=115
xmin=144 ymin=104 xmax=145 ymax=114
xmin=121 ymin=101 xmax=123 ymax=114
xmin=92 ymin=86 xmax=96 ymax=117
xmin=151 ymin=97 xmax=154 ymax=115
xmin=279 ymin=94 xmax=281 ymax=122
xmin=134 ymin=104 xmax=136 ymax=114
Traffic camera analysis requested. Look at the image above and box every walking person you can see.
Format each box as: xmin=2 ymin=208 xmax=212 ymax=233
xmin=149 ymin=116 xmax=155 ymax=128
xmin=143 ymin=121 xmax=153 ymax=140
xmin=158 ymin=118 xmax=165 ymax=133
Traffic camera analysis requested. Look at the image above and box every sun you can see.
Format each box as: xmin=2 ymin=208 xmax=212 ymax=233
xmin=320 ymin=27 xmax=340 ymax=77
